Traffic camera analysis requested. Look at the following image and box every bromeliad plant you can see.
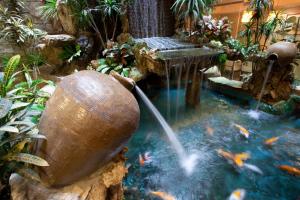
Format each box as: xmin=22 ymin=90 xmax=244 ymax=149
xmin=0 ymin=55 xmax=53 ymax=192
xmin=198 ymin=15 xmax=232 ymax=43
xmin=96 ymin=43 xmax=135 ymax=77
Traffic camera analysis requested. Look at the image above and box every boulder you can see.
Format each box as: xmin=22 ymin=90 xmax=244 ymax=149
xmin=57 ymin=0 xmax=77 ymax=35
xmin=10 ymin=159 xmax=127 ymax=200
xmin=42 ymin=34 xmax=76 ymax=47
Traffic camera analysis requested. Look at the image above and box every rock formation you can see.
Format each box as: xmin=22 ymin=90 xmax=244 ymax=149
xmin=243 ymin=42 xmax=298 ymax=104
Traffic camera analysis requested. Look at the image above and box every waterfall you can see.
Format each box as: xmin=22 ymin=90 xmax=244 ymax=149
xmin=135 ymin=86 xmax=199 ymax=175
xmin=255 ymin=60 xmax=274 ymax=110
xmin=165 ymin=61 xmax=171 ymax=120
xmin=248 ymin=60 xmax=274 ymax=119
xmin=127 ymin=0 xmax=175 ymax=38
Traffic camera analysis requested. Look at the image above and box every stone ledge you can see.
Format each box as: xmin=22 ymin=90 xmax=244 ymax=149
xmin=10 ymin=160 xmax=127 ymax=200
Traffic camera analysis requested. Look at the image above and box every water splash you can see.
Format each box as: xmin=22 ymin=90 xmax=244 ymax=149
xmin=248 ymin=61 xmax=274 ymax=120
xmin=247 ymin=110 xmax=260 ymax=120
xmin=135 ymin=86 xmax=199 ymax=175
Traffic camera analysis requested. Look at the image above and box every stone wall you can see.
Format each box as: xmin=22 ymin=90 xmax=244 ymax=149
xmin=0 ymin=0 xmax=58 ymax=57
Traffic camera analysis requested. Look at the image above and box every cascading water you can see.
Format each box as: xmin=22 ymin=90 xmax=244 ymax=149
xmin=165 ymin=62 xmax=171 ymax=120
xmin=175 ymin=65 xmax=183 ymax=123
xmin=135 ymin=86 xmax=199 ymax=175
xmin=127 ymin=0 xmax=175 ymax=38
xmin=248 ymin=60 xmax=274 ymax=119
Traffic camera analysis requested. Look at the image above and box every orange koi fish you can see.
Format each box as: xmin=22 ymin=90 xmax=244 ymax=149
xmin=233 ymin=124 xmax=250 ymax=138
xmin=149 ymin=191 xmax=176 ymax=200
xmin=278 ymin=165 xmax=300 ymax=176
xmin=217 ymin=149 xmax=250 ymax=167
xmin=228 ymin=189 xmax=246 ymax=200
xmin=206 ymin=125 xmax=214 ymax=136
xmin=264 ymin=137 xmax=279 ymax=146
xmin=217 ymin=149 xmax=262 ymax=174
xmin=139 ymin=154 xmax=145 ymax=166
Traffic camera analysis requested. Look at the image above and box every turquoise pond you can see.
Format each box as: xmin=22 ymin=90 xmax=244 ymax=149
xmin=123 ymin=86 xmax=300 ymax=200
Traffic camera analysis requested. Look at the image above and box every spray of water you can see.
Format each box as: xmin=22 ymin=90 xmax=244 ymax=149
xmin=248 ymin=60 xmax=274 ymax=120
xmin=135 ymin=86 xmax=199 ymax=175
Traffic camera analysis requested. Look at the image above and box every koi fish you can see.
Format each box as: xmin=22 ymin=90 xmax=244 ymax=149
xmin=228 ymin=189 xmax=246 ymax=200
xmin=139 ymin=154 xmax=144 ymax=166
xmin=149 ymin=191 xmax=176 ymax=200
xmin=244 ymin=163 xmax=263 ymax=175
xmin=206 ymin=125 xmax=214 ymax=136
xmin=234 ymin=153 xmax=251 ymax=167
xmin=217 ymin=149 xmax=250 ymax=167
xmin=139 ymin=152 xmax=152 ymax=166
xmin=217 ymin=149 xmax=263 ymax=174
xmin=264 ymin=137 xmax=279 ymax=146
xmin=278 ymin=165 xmax=300 ymax=176
xmin=233 ymin=124 xmax=250 ymax=138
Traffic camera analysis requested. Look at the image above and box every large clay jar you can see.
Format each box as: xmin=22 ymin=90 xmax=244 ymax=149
xmin=267 ymin=41 xmax=297 ymax=67
xmin=35 ymin=71 xmax=140 ymax=187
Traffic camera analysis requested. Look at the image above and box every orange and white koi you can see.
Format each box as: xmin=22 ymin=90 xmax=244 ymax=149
xmin=217 ymin=149 xmax=250 ymax=167
xmin=139 ymin=152 xmax=152 ymax=166
xmin=264 ymin=137 xmax=279 ymax=146
xmin=149 ymin=191 xmax=176 ymax=200
xmin=217 ymin=149 xmax=263 ymax=174
xmin=228 ymin=189 xmax=246 ymax=200
xmin=233 ymin=124 xmax=250 ymax=138
xmin=278 ymin=165 xmax=300 ymax=176
xmin=206 ymin=125 xmax=214 ymax=136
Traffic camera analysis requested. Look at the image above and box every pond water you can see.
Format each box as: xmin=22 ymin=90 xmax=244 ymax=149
xmin=124 ymin=86 xmax=300 ymax=200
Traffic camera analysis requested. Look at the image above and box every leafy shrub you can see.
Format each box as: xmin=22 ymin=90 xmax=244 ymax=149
xmin=225 ymin=38 xmax=259 ymax=60
xmin=198 ymin=15 xmax=232 ymax=43
xmin=0 ymin=2 xmax=45 ymax=45
xmin=0 ymin=55 xmax=54 ymax=192
xmin=59 ymin=44 xmax=82 ymax=63
xmin=96 ymin=43 xmax=135 ymax=77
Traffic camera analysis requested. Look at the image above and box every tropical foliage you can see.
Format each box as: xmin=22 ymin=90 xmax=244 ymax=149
xmin=238 ymin=0 xmax=281 ymax=50
xmin=0 ymin=0 xmax=45 ymax=45
xmin=59 ymin=44 xmax=82 ymax=63
xmin=0 ymin=55 xmax=54 ymax=192
xmin=198 ymin=15 xmax=232 ymax=43
xmin=224 ymin=38 xmax=259 ymax=60
xmin=96 ymin=43 xmax=135 ymax=77
xmin=40 ymin=0 xmax=130 ymax=48
xmin=171 ymin=0 xmax=216 ymax=32
xmin=39 ymin=0 xmax=58 ymax=20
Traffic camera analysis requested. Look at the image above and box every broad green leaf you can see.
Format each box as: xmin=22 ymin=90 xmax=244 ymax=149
xmin=101 ymin=67 xmax=111 ymax=74
xmin=98 ymin=58 xmax=106 ymax=65
xmin=7 ymin=121 xmax=35 ymax=127
xmin=6 ymin=88 xmax=22 ymax=96
xmin=7 ymin=153 xmax=49 ymax=166
xmin=0 ymin=133 xmax=45 ymax=147
xmin=0 ymin=98 xmax=12 ymax=118
xmin=4 ymin=55 xmax=21 ymax=85
xmin=11 ymin=102 xmax=30 ymax=110
xmin=0 ymin=125 xmax=19 ymax=133
xmin=97 ymin=64 xmax=108 ymax=72
xmin=30 ymin=104 xmax=45 ymax=112
xmin=24 ymin=72 xmax=32 ymax=87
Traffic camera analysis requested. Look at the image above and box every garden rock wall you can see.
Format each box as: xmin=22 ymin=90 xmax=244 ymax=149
xmin=0 ymin=0 xmax=58 ymax=57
